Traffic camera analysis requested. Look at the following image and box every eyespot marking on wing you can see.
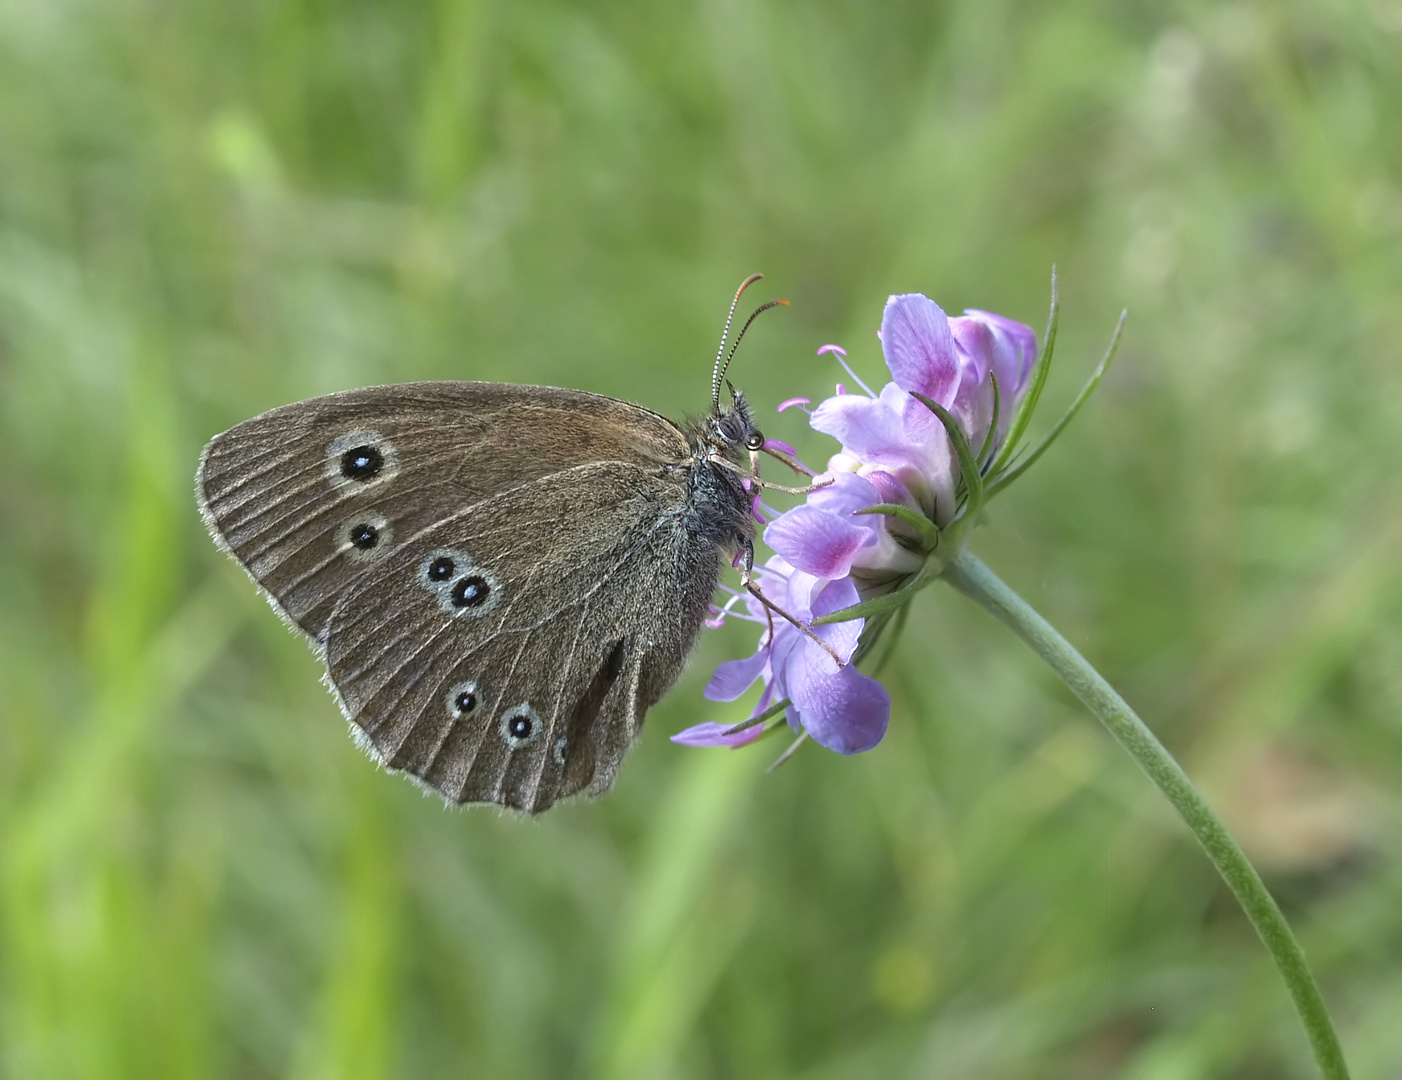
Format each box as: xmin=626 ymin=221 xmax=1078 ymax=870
xmin=416 ymin=548 xmax=502 ymax=619
xmin=500 ymin=703 xmax=543 ymax=750
xmin=445 ymin=680 xmax=481 ymax=720
xmin=419 ymin=548 xmax=464 ymax=589
xmin=414 ymin=549 xmax=504 ymax=617
xmin=337 ymin=513 xmax=392 ymax=563
xmin=327 ymin=430 xmax=399 ymax=493
xmin=447 ymin=573 xmax=496 ymax=615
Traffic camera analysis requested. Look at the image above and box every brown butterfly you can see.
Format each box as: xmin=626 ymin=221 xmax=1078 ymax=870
xmin=196 ymin=277 xmax=785 ymax=813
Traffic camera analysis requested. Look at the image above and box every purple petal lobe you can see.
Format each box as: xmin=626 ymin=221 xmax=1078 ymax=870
xmin=965 ymin=309 xmax=1038 ymax=395
xmin=808 ymin=574 xmax=860 ymax=622
xmin=764 ymin=505 xmax=872 ymax=579
xmin=789 ymin=658 xmax=891 ymax=754
xmin=671 ymin=720 xmax=767 ymax=748
xmin=881 ymin=294 xmax=959 ymax=402
xmin=950 ymin=316 xmax=995 ymax=380
xmin=704 ymin=650 xmax=769 ymax=702
xmin=811 ymin=394 xmax=912 ymax=468
xmin=807 ymin=470 xmax=881 ymax=518
xmin=863 ymin=469 xmax=914 ymax=508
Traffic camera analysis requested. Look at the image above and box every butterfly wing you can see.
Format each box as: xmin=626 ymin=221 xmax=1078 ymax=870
xmin=321 ymin=460 xmax=722 ymax=812
xmin=196 ymin=382 xmax=689 ymax=642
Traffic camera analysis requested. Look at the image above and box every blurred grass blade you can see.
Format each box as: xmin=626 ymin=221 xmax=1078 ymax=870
xmin=594 ymin=735 xmax=760 ymax=1079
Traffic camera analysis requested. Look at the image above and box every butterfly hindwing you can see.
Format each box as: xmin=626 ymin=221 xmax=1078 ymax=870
xmin=321 ymin=461 xmax=722 ymax=812
xmin=196 ymin=382 xmax=689 ymax=642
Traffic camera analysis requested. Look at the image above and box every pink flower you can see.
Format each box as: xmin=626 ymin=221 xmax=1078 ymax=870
xmin=812 ymin=295 xmax=1036 ymax=526
xmin=682 ymin=291 xmax=1042 ymax=757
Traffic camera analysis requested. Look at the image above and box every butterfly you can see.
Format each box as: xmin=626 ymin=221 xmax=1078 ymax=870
xmin=196 ymin=276 xmax=787 ymax=813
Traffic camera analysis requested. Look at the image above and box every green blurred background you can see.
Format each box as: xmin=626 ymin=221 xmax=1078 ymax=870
xmin=2 ymin=0 xmax=1400 ymax=1076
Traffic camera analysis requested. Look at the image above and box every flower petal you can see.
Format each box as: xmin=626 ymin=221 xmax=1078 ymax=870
xmin=764 ymin=504 xmax=873 ymax=579
xmin=779 ymin=567 xmax=825 ymax=619
xmin=811 ymin=392 xmax=926 ymax=477
xmin=950 ymin=316 xmax=995 ymax=380
xmin=788 ymin=658 xmax=891 ymax=754
xmin=809 ymin=573 xmax=859 ymax=619
xmin=964 ymin=309 xmax=1038 ymax=396
xmin=704 ymin=650 xmax=769 ymax=702
xmin=862 ymin=468 xmax=916 ymax=509
xmin=881 ymin=294 xmax=959 ymax=402
xmin=806 ymin=469 xmax=883 ymax=518
xmin=806 ymin=577 xmax=863 ymax=666
xmin=670 ymin=720 xmax=768 ymax=748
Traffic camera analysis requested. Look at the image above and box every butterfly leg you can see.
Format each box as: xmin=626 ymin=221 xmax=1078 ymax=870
xmin=755 ymin=442 xmax=814 ymax=479
xmin=738 ymin=544 xmax=845 ymax=668
xmin=748 ymin=476 xmax=834 ymax=496
xmin=737 ymin=448 xmax=832 ymax=496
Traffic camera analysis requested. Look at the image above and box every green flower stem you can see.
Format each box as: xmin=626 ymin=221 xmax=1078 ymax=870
xmin=942 ymin=548 xmax=1350 ymax=1080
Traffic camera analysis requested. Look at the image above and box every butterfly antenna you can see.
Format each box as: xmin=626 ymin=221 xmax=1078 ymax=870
xmin=715 ymin=298 xmax=790 ymax=402
xmin=712 ymin=273 xmax=765 ymax=412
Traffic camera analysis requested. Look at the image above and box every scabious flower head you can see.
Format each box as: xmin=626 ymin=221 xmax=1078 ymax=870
xmin=676 ymin=291 xmax=1044 ymax=756
xmin=812 ymin=295 xmax=1037 ymax=528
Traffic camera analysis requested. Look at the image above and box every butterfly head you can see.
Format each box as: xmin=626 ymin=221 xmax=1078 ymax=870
xmin=711 ymin=381 xmax=764 ymax=457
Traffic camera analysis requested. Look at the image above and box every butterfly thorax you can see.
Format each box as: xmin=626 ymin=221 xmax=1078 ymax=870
xmin=677 ymin=391 xmax=760 ymax=559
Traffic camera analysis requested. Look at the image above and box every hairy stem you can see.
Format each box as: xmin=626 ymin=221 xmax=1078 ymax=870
xmin=942 ymin=549 xmax=1350 ymax=1080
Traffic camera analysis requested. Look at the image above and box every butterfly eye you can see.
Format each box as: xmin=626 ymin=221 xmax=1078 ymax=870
xmin=499 ymin=704 xmax=543 ymax=750
xmin=745 ymin=430 xmax=765 ymax=451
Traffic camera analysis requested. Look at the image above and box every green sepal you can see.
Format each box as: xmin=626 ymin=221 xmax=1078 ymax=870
xmin=752 ymin=715 xmax=795 ymax=744
xmin=866 ymin=602 xmax=910 ymax=677
xmin=723 ymin=696 xmax=789 ymax=737
xmin=811 ymin=568 xmax=927 ymax=626
xmin=976 ymin=370 xmax=1001 ymax=470
xmin=767 ymin=729 xmax=810 ymax=771
xmin=910 ymin=392 xmax=984 ymax=511
xmin=986 ymin=308 xmax=1127 ymax=498
xmin=851 ymin=606 xmax=894 ymax=664
xmin=988 ymin=267 xmax=1059 ymax=480
xmin=854 ymin=502 xmax=939 ymax=552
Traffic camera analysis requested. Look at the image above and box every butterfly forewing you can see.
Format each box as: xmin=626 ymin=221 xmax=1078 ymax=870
xmin=196 ymin=382 xmax=689 ymax=641
xmin=197 ymin=376 xmax=759 ymax=814
xmin=322 ymin=462 xmax=719 ymax=812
